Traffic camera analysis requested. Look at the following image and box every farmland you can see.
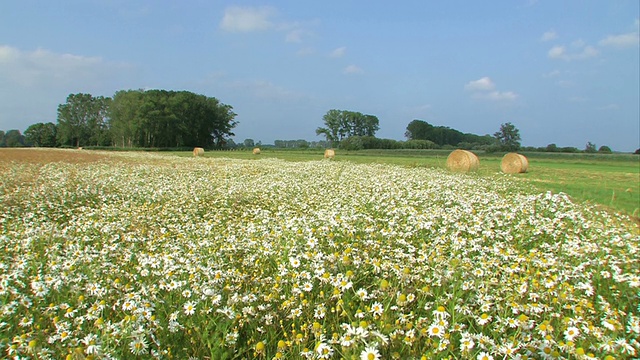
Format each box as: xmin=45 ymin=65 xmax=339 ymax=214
xmin=0 ymin=148 xmax=639 ymax=359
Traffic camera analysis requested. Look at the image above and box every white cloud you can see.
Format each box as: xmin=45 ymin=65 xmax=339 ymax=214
xmin=548 ymin=44 xmax=598 ymax=61
xmin=285 ymin=29 xmax=304 ymax=43
xmin=0 ymin=45 xmax=126 ymax=88
xmin=540 ymin=30 xmax=557 ymax=42
xmin=599 ymin=32 xmax=639 ymax=48
xmin=330 ymin=46 xmax=347 ymax=58
xmin=343 ymin=65 xmax=363 ymax=74
xmin=464 ymin=77 xmax=495 ymax=91
xmin=219 ymin=6 xmax=276 ymax=33
xmin=465 ymin=77 xmax=517 ymax=101
xmin=474 ymin=91 xmax=518 ymax=101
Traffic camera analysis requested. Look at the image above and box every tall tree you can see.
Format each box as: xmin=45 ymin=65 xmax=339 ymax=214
xmin=57 ymin=93 xmax=110 ymax=147
xmin=24 ymin=122 xmax=58 ymax=147
xmin=316 ymin=109 xmax=343 ymax=145
xmin=109 ymin=90 xmax=145 ymax=147
xmin=493 ymin=122 xmax=521 ymax=152
xmin=4 ymin=129 xmax=25 ymax=147
xmin=108 ymin=89 xmax=237 ymax=148
xmin=316 ymin=109 xmax=379 ymax=146
xmin=0 ymin=130 xmax=5 ymax=147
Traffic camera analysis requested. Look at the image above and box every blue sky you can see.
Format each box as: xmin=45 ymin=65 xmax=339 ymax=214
xmin=1 ymin=1 xmax=638 ymax=151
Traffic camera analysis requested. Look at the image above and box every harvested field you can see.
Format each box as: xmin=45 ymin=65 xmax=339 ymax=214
xmin=0 ymin=148 xmax=110 ymax=164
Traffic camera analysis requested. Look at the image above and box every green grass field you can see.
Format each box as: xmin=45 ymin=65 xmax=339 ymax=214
xmin=179 ymin=148 xmax=640 ymax=218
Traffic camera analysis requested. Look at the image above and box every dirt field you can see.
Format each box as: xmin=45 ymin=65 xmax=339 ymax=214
xmin=0 ymin=148 xmax=110 ymax=164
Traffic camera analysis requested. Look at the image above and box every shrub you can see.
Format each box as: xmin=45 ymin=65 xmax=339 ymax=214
xmin=598 ymin=145 xmax=612 ymax=153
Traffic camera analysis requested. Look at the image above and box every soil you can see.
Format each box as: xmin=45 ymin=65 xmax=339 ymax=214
xmin=0 ymin=148 xmax=111 ymax=164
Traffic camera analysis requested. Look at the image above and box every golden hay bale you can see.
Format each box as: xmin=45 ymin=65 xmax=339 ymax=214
xmin=501 ymin=153 xmax=528 ymax=174
xmin=253 ymin=148 xmax=261 ymax=155
xmin=193 ymin=147 xmax=205 ymax=157
xmin=324 ymin=149 xmax=335 ymax=159
xmin=446 ymin=149 xmax=479 ymax=172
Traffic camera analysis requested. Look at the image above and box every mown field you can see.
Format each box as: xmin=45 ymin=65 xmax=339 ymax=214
xmin=0 ymin=148 xmax=639 ymax=359
xmin=176 ymin=148 xmax=640 ymax=218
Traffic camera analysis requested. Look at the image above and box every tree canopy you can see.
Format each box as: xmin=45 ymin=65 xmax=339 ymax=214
xmin=405 ymin=120 xmax=494 ymax=147
xmin=493 ymin=122 xmax=521 ymax=152
xmin=316 ymin=110 xmax=379 ymax=146
xmin=108 ymin=90 xmax=237 ymax=148
xmin=57 ymin=93 xmax=111 ymax=147
xmin=47 ymin=90 xmax=240 ymax=149
xmin=24 ymin=122 xmax=57 ymax=147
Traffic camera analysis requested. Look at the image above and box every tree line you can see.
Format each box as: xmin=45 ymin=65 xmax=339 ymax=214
xmin=2 ymin=90 xmax=238 ymax=149
xmin=3 ymin=99 xmax=627 ymax=153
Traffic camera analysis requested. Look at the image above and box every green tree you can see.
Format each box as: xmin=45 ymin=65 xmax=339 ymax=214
xmin=316 ymin=110 xmax=379 ymax=146
xmin=108 ymin=89 xmax=237 ymax=148
xmin=109 ymin=90 xmax=144 ymax=147
xmin=316 ymin=109 xmax=343 ymax=146
xmin=24 ymin=122 xmax=58 ymax=147
xmin=598 ymin=145 xmax=612 ymax=153
xmin=243 ymin=139 xmax=255 ymax=148
xmin=405 ymin=120 xmax=432 ymax=140
xmin=4 ymin=129 xmax=25 ymax=147
xmin=493 ymin=122 xmax=521 ymax=152
xmin=404 ymin=119 xmax=486 ymax=147
xmin=0 ymin=130 xmax=5 ymax=147
xmin=585 ymin=142 xmax=597 ymax=153
xmin=57 ymin=93 xmax=110 ymax=147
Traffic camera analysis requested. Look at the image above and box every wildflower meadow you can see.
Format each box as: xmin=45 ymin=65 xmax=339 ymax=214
xmin=1 ymin=150 xmax=638 ymax=359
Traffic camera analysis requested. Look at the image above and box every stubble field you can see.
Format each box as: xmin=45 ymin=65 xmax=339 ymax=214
xmin=0 ymin=148 xmax=638 ymax=359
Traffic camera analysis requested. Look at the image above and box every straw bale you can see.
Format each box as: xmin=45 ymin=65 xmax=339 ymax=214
xmin=253 ymin=148 xmax=261 ymax=155
xmin=446 ymin=149 xmax=479 ymax=172
xmin=501 ymin=153 xmax=528 ymax=174
xmin=324 ymin=149 xmax=335 ymax=159
xmin=193 ymin=147 xmax=205 ymax=157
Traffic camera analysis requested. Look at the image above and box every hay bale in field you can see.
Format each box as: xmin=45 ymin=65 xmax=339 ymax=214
xmin=501 ymin=152 xmax=528 ymax=174
xmin=324 ymin=149 xmax=335 ymax=159
xmin=253 ymin=148 xmax=261 ymax=155
xmin=446 ymin=149 xmax=479 ymax=172
xmin=193 ymin=147 xmax=205 ymax=157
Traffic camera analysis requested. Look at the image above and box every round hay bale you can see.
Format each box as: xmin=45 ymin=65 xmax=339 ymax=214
xmin=501 ymin=153 xmax=528 ymax=174
xmin=253 ymin=148 xmax=261 ymax=155
xmin=446 ymin=149 xmax=479 ymax=172
xmin=324 ymin=149 xmax=335 ymax=159
xmin=193 ymin=147 xmax=205 ymax=157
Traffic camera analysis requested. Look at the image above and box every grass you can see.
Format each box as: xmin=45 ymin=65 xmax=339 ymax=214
xmin=184 ymin=148 xmax=640 ymax=218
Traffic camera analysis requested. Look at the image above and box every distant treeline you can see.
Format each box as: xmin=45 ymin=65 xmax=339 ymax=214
xmin=1 ymin=129 xmax=627 ymax=154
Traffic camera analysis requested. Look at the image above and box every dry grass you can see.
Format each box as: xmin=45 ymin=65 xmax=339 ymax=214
xmin=0 ymin=148 xmax=110 ymax=164
xmin=446 ymin=149 xmax=479 ymax=172
xmin=253 ymin=148 xmax=261 ymax=155
xmin=193 ymin=147 xmax=205 ymax=157
xmin=501 ymin=153 xmax=529 ymax=174
xmin=324 ymin=149 xmax=335 ymax=159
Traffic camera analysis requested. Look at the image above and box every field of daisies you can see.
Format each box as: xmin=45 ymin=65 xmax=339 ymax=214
xmin=1 ymin=150 xmax=638 ymax=360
